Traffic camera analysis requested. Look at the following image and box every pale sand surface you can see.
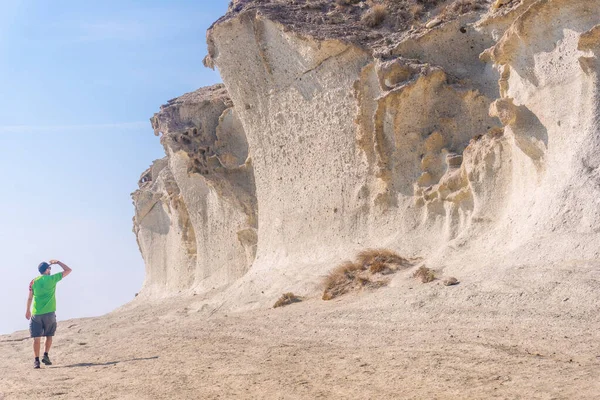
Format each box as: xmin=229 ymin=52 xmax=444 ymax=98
xmin=1 ymin=263 xmax=599 ymax=400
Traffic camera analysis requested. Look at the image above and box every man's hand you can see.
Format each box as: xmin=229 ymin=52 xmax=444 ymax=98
xmin=50 ymin=259 xmax=72 ymax=278
xmin=25 ymin=310 xmax=31 ymax=320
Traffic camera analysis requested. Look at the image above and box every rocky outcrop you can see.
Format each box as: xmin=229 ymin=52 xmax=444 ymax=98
xmin=133 ymin=0 xmax=600 ymax=303
xmin=133 ymin=85 xmax=257 ymax=295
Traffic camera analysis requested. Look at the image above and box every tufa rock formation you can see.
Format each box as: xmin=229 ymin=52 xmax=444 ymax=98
xmin=132 ymin=0 xmax=600 ymax=306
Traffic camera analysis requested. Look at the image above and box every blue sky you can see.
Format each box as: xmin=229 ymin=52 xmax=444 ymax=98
xmin=0 ymin=0 xmax=229 ymax=335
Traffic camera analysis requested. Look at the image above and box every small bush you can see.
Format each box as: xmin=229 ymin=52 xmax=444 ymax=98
xmin=273 ymin=292 xmax=302 ymax=308
xmin=322 ymin=261 xmax=366 ymax=300
xmin=409 ymin=3 xmax=425 ymax=18
xmin=361 ymin=4 xmax=388 ymax=27
xmin=413 ymin=266 xmax=435 ymax=283
xmin=357 ymin=248 xmax=409 ymax=268
xmin=323 ymin=249 xmax=414 ymax=300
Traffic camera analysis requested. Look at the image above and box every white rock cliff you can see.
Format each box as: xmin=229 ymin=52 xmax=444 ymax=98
xmin=132 ymin=0 xmax=600 ymax=307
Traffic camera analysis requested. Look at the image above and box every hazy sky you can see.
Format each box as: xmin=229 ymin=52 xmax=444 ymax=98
xmin=0 ymin=0 xmax=229 ymax=335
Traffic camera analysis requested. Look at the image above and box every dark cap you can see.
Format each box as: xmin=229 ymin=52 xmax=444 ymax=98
xmin=38 ymin=262 xmax=50 ymax=274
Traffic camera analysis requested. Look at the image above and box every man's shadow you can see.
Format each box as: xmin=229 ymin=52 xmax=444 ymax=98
xmin=52 ymin=356 xmax=159 ymax=368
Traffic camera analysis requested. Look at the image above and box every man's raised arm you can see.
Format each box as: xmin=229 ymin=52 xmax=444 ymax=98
xmin=49 ymin=260 xmax=72 ymax=278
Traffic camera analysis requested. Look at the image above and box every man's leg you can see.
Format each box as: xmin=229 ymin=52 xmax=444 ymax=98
xmin=44 ymin=337 xmax=52 ymax=353
xmin=42 ymin=313 xmax=56 ymax=365
xmin=33 ymin=337 xmax=41 ymax=358
xmin=30 ymin=314 xmax=43 ymax=368
xmin=32 ymin=338 xmax=41 ymax=369
xmin=42 ymin=337 xmax=53 ymax=365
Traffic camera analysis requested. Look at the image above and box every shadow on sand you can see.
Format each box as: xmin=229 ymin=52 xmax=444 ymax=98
xmin=52 ymin=356 xmax=159 ymax=368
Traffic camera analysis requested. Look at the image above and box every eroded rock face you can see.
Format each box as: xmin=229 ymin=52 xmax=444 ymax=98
xmin=133 ymin=84 xmax=257 ymax=295
xmin=133 ymin=0 xmax=600 ymax=301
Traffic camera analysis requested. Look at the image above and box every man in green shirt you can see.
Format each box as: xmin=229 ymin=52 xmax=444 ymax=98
xmin=26 ymin=259 xmax=72 ymax=369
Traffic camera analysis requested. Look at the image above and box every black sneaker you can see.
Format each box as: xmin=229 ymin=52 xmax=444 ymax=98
xmin=42 ymin=354 xmax=52 ymax=365
xmin=34 ymin=359 xmax=40 ymax=369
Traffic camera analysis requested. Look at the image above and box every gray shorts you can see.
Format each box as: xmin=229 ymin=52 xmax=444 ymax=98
xmin=29 ymin=312 xmax=57 ymax=338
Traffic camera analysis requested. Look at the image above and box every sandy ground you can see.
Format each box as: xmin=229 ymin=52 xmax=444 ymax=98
xmin=1 ymin=262 xmax=599 ymax=400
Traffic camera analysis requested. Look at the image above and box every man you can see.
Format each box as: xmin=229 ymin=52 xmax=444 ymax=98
xmin=25 ymin=259 xmax=72 ymax=369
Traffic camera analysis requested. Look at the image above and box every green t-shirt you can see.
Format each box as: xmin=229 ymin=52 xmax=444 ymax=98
xmin=30 ymin=273 xmax=63 ymax=315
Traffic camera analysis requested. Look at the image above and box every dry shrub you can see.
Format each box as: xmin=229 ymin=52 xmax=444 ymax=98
xmin=413 ymin=266 xmax=435 ymax=283
xmin=408 ymin=3 xmax=425 ymax=18
xmin=322 ymin=261 xmax=367 ymax=300
xmin=369 ymin=261 xmax=390 ymax=274
xmin=357 ymin=248 xmax=408 ymax=268
xmin=273 ymin=292 xmax=302 ymax=308
xmin=323 ymin=249 xmax=413 ymax=300
xmin=361 ymin=4 xmax=388 ymax=27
